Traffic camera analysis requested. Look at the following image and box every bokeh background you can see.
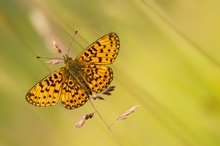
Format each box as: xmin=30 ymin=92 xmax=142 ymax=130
xmin=1 ymin=0 xmax=220 ymax=145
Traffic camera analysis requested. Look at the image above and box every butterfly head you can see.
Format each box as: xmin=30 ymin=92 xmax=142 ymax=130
xmin=63 ymin=54 xmax=72 ymax=64
xmin=63 ymin=54 xmax=77 ymax=71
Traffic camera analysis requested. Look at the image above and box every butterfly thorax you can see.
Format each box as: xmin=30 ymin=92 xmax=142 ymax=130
xmin=63 ymin=54 xmax=83 ymax=74
xmin=63 ymin=54 xmax=92 ymax=95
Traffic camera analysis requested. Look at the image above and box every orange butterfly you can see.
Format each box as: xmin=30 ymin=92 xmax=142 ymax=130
xmin=26 ymin=33 xmax=120 ymax=109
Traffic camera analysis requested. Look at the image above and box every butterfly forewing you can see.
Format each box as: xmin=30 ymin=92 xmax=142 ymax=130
xmin=25 ymin=68 xmax=65 ymax=107
xmin=76 ymin=32 xmax=120 ymax=65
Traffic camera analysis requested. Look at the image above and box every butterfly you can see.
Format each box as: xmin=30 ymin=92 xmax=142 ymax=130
xmin=25 ymin=32 xmax=120 ymax=109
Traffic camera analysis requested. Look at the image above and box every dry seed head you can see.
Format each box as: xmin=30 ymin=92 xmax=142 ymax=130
xmin=117 ymin=105 xmax=139 ymax=120
xmin=52 ymin=38 xmax=62 ymax=54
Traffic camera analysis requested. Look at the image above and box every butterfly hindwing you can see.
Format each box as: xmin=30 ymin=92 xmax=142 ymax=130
xmin=79 ymin=65 xmax=113 ymax=93
xmin=61 ymin=75 xmax=89 ymax=109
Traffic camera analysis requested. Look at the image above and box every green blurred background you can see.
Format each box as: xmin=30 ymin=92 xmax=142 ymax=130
xmin=1 ymin=0 xmax=220 ymax=145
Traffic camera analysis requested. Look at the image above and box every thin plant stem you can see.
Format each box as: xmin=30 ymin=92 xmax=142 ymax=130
xmin=108 ymin=120 xmax=118 ymax=129
xmin=88 ymin=99 xmax=122 ymax=146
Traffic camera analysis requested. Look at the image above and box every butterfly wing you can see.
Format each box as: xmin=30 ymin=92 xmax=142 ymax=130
xmin=61 ymin=75 xmax=89 ymax=109
xmin=76 ymin=32 xmax=120 ymax=65
xmin=25 ymin=68 xmax=65 ymax=107
xmin=79 ymin=65 xmax=113 ymax=93
xmin=75 ymin=32 xmax=119 ymax=93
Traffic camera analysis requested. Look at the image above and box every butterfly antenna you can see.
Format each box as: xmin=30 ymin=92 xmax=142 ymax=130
xmin=67 ymin=31 xmax=78 ymax=56
xmin=36 ymin=56 xmax=64 ymax=60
